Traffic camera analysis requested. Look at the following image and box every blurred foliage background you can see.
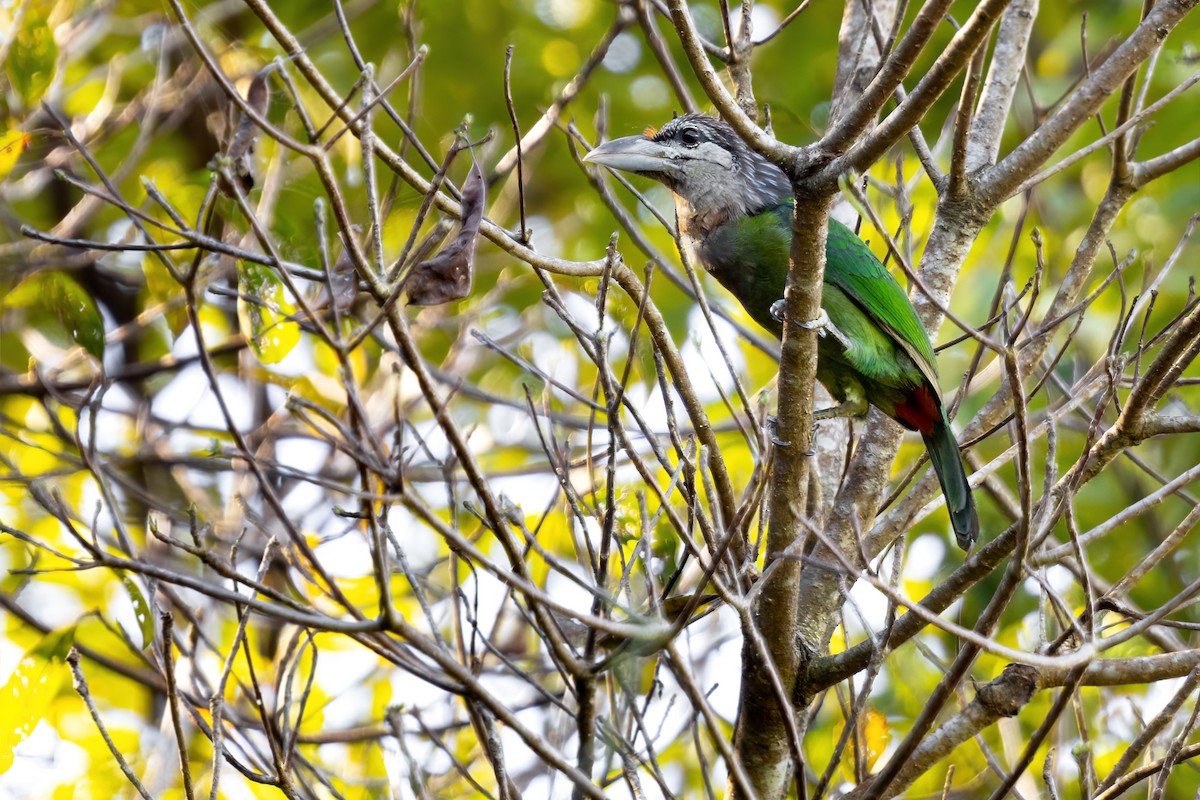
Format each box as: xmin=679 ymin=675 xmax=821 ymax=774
xmin=0 ymin=0 xmax=1198 ymax=797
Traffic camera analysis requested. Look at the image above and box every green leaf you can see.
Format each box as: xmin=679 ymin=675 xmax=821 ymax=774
xmin=0 ymin=628 xmax=75 ymax=773
xmin=237 ymin=261 xmax=300 ymax=364
xmin=117 ymin=571 xmax=154 ymax=650
xmin=141 ymin=253 xmax=187 ymax=337
xmin=5 ymin=10 xmax=58 ymax=108
xmin=5 ymin=271 xmax=105 ymax=359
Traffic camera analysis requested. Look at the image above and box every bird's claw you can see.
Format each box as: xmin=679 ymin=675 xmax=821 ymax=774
xmin=767 ymin=414 xmax=817 ymax=454
xmin=769 ymin=299 xmax=786 ymax=324
xmin=770 ymin=305 xmax=853 ymax=350
xmin=797 ymin=308 xmax=829 ymax=331
xmin=769 ymin=301 xmax=830 ymax=331
xmin=800 ymin=308 xmax=854 ymax=351
xmin=766 ymin=414 xmax=791 ymax=447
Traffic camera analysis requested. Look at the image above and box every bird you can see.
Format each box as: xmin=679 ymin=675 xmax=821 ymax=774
xmin=583 ymin=113 xmax=979 ymax=550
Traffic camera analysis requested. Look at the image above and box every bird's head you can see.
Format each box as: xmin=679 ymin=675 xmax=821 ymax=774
xmin=583 ymin=113 xmax=791 ymax=219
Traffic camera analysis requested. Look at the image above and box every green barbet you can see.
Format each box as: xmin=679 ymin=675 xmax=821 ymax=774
xmin=584 ymin=114 xmax=979 ymax=549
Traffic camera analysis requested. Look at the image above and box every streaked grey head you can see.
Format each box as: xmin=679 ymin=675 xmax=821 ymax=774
xmin=583 ymin=113 xmax=792 ymax=219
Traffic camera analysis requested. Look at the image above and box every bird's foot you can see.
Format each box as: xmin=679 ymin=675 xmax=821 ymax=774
xmin=769 ymin=299 xmax=786 ymax=324
xmin=808 ymin=309 xmax=854 ymax=350
xmin=765 ymin=414 xmax=790 ymax=447
xmin=813 ymin=397 xmax=870 ymax=422
xmin=769 ymin=303 xmax=854 ymax=351
xmin=766 ymin=415 xmax=820 ymax=455
xmin=796 ymin=307 xmax=829 ymax=331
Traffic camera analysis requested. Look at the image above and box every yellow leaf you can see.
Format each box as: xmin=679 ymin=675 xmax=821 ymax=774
xmin=0 ymin=131 xmax=30 ymax=182
xmin=237 ymin=261 xmax=300 ymax=364
xmin=862 ymin=708 xmax=891 ymax=771
xmin=828 ymin=625 xmax=846 ymax=655
xmin=0 ymin=629 xmax=74 ymax=772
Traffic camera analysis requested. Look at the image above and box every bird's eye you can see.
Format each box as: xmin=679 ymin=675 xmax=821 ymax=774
xmin=679 ymin=127 xmax=700 ymax=147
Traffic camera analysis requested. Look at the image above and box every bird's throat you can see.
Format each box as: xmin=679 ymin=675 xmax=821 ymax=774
xmin=674 ymin=193 xmax=731 ymax=271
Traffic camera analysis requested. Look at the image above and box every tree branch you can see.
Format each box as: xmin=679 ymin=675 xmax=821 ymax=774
xmin=983 ymin=0 xmax=1199 ymax=202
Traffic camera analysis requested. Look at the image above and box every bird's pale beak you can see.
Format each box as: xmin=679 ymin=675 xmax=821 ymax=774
xmin=582 ymin=135 xmax=675 ymax=174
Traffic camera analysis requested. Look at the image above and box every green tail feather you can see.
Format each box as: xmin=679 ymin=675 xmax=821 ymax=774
xmin=922 ymin=420 xmax=979 ymax=550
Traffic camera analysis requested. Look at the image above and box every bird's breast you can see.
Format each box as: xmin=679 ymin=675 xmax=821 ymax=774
xmin=675 ymin=200 xmax=729 ymax=276
xmin=679 ymin=230 xmax=708 ymax=272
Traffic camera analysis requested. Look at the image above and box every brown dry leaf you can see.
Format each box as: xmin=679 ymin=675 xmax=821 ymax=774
xmin=226 ymin=67 xmax=272 ymax=193
xmin=406 ymin=156 xmax=485 ymax=306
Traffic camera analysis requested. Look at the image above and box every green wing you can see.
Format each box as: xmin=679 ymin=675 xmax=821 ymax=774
xmin=699 ymin=205 xmax=939 ymax=387
xmin=823 ymin=218 xmax=939 ymax=380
